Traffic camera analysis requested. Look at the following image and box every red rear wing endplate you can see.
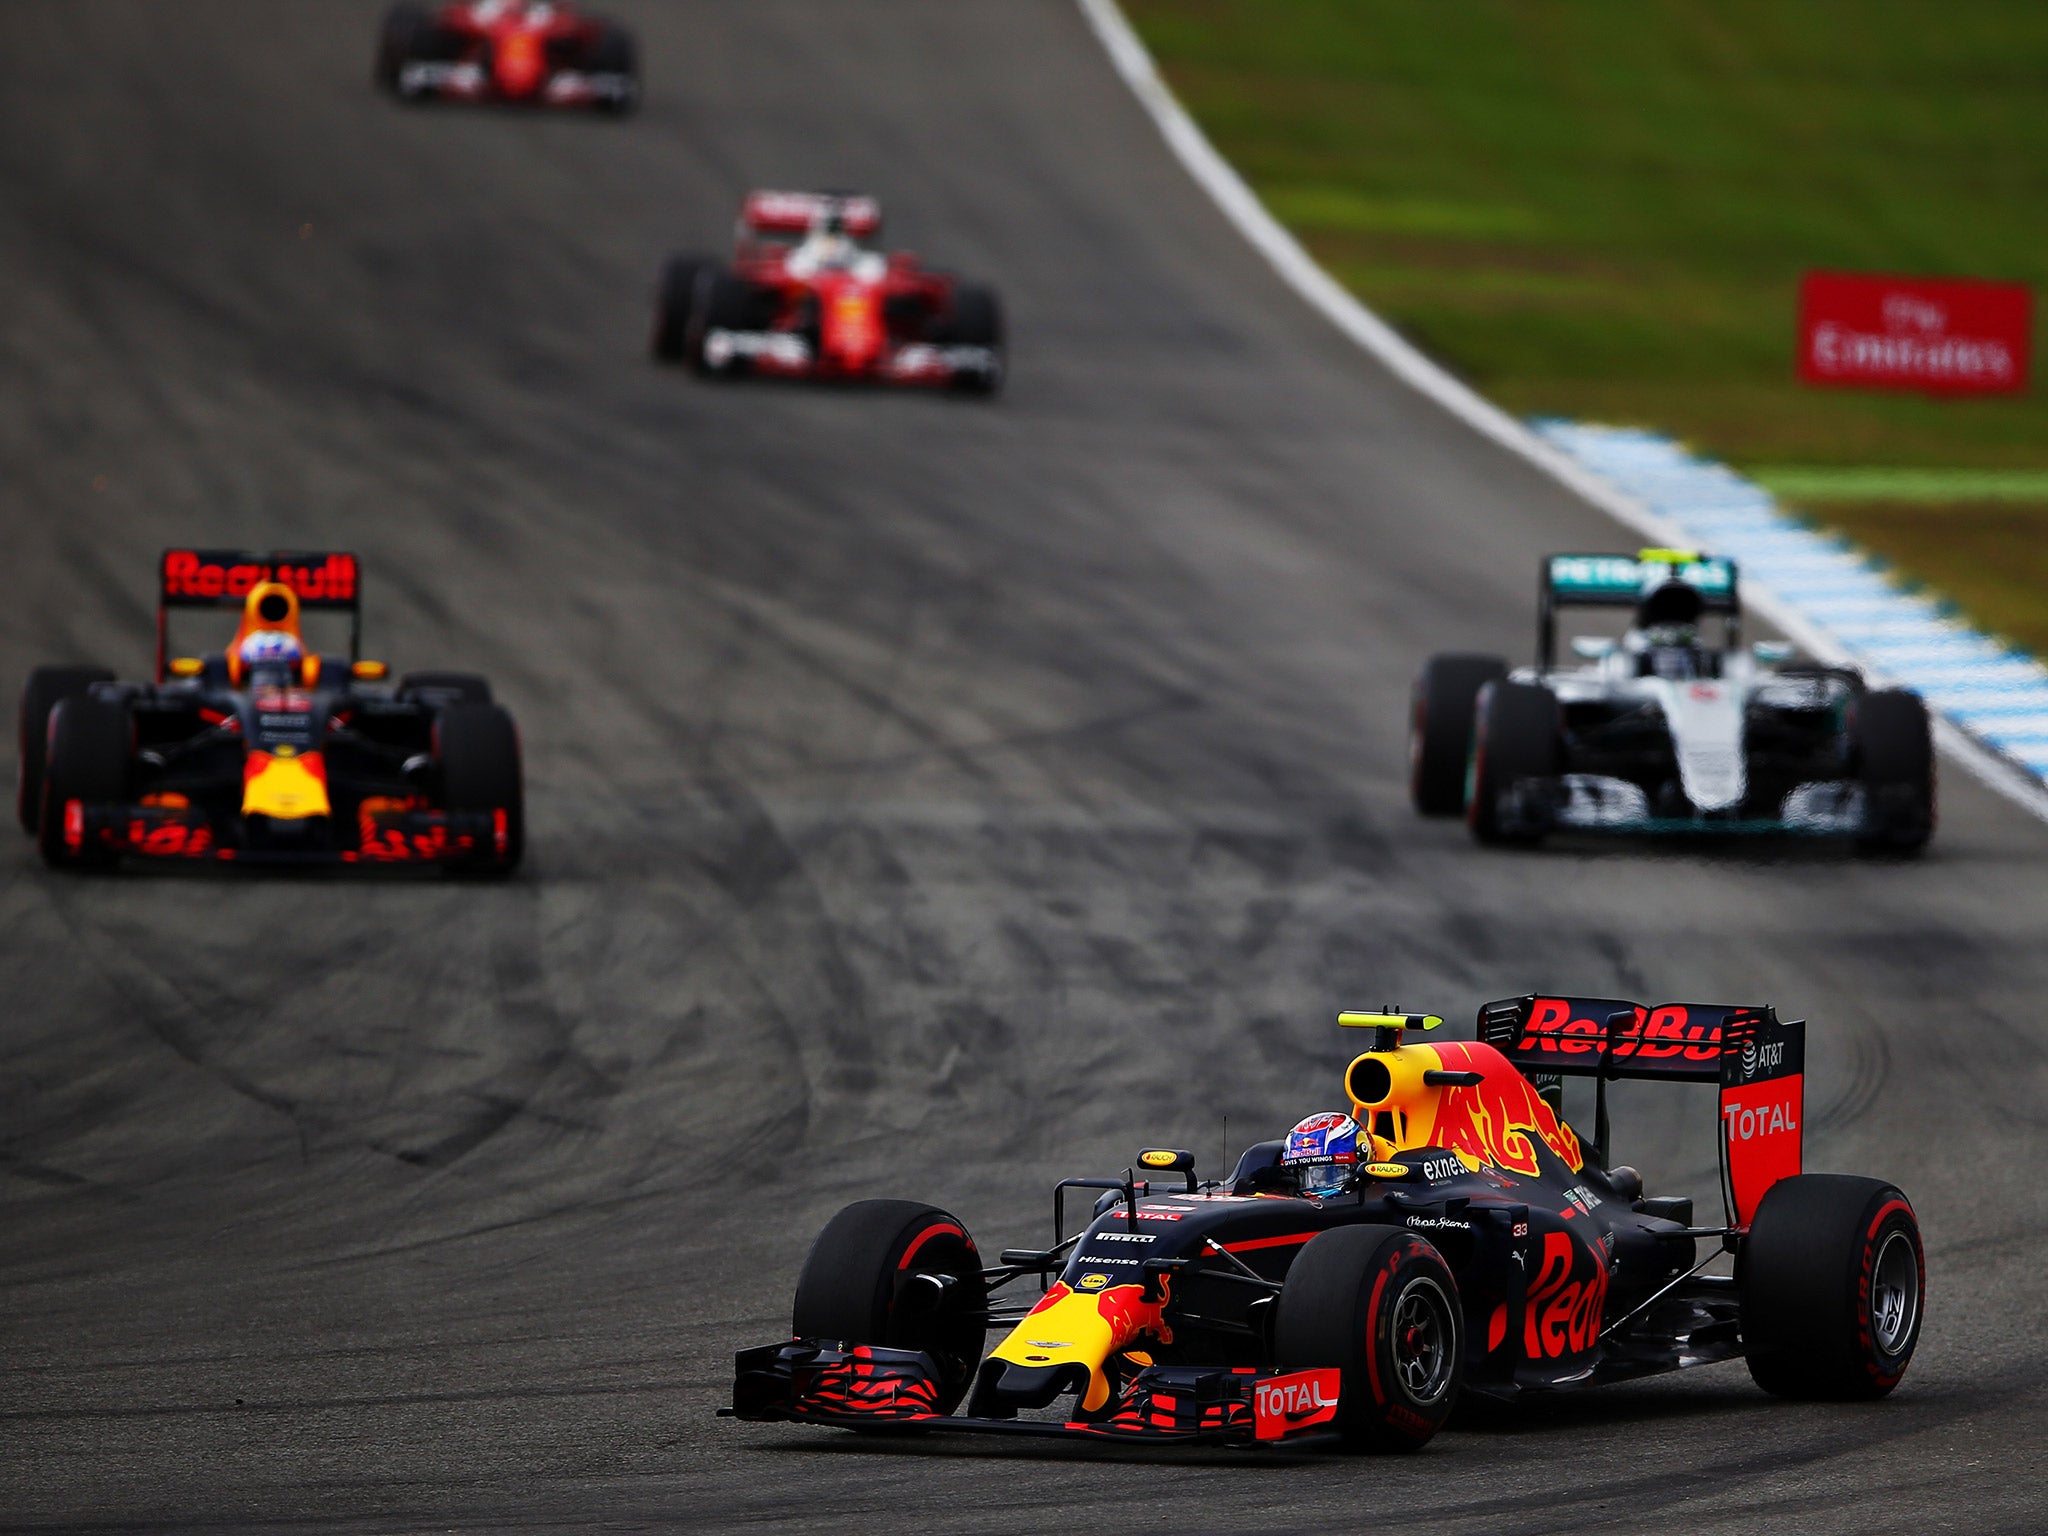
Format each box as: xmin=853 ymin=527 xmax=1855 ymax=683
xmin=1479 ymin=994 xmax=1805 ymax=1224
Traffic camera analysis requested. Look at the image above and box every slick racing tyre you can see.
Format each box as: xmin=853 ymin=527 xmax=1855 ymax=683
xmin=375 ymin=2 xmax=431 ymax=92
xmin=689 ymin=269 xmax=766 ymax=377
xmin=399 ymin=671 xmax=493 ymax=707
xmin=1741 ymin=1174 xmax=1923 ymax=1400
xmin=1466 ymin=680 xmax=1561 ymax=846
xmin=1853 ymin=688 xmax=1934 ymax=854
xmin=18 ymin=664 xmax=113 ymax=833
xmin=940 ymin=285 xmax=1003 ymax=396
xmin=792 ymin=1199 xmax=988 ymax=1415
xmin=38 ymin=695 xmax=131 ymax=869
xmin=585 ymin=24 xmax=639 ymax=113
xmin=1410 ymin=653 xmax=1506 ymax=817
xmin=651 ymin=256 xmax=711 ymax=362
xmin=1274 ymin=1225 xmax=1462 ymax=1452
xmin=435 ymin=701 xmax=522 ymax=874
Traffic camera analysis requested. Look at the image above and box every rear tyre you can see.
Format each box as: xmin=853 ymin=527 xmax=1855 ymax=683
xmin=1274 ymin=1225 xmax=1461 ymax=1452
xmin=39 ymin=696 xmax=132 ymax=869
xmin=435 ymin=701 xmax=522 ymax=874
xmin=399 ymin=671 xmax=492 ymax=707
xmin=1466 ymin=680 xmax=1561 ymax=846
xmin=651 ymin=256 xmax=710 ymax=361
xmin=792 ymin=1199 xmax=988 ymax=1415
xmin=1410 ymin=654 xmax=1506 ymax=816
xmin=1854 ymin=688 xmax=1934 ymax=854
xmin=18 ymin=665 xmax=114 ymax=833
xmin=375 ymin=2 xmax=430 ymax=92
xmin=1741 ymin=1174 xmax=1923 ymax=1400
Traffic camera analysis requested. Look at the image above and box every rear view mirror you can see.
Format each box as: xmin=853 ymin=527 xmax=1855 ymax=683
xmin=168 ymin=656 xmax=204 ymax=678
xmin=1752 ymin=641 xmax=1793 ymax=664
xmin=1570 ymin=635 xmax=1616 ymax=659
xmin=351 ymin=659 xmax=390 ymax=681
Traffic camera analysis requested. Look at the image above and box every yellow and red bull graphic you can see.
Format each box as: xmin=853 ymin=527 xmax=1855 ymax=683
xmin=241 ymin=748 xmax=330 ymax=820
xmin=1350 ymin=1038 xmax=1583 ymax=1177
xmin=988 ymin=1277 xmax=1174 ymax=1413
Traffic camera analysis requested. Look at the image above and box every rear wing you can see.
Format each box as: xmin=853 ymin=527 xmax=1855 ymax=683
xmin=739 ymin=189 xmax=881 ymax=240
xmin=1540 ymin=550 xmax=1740 ymax=669
xmin=157 ymin=548 xmax=361 ymax=680
xmin=1479 ymin=993 xmax=1803 ymax=1226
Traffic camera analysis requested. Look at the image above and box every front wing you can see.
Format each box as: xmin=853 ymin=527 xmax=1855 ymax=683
xmin=728 ymin=1340 xmax=1342 ymax=1448
xmin=393 ymin=60 xmax=634 ymax=109
xmin=699 ymin=329 xmax=1001 ymax=390
xmin=58 ymin=797 xmax=507 ymax=866
xmin=1505 ymin=774 xmax=1866 ymax=837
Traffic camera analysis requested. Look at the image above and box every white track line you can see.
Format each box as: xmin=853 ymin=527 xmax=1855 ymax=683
xmin=1077 ymin=0 xmax=2048 ymax=827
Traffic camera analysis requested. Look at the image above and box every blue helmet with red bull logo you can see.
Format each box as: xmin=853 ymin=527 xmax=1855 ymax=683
xmin=1281 ymin=1111 xmax=1360 ymax=1196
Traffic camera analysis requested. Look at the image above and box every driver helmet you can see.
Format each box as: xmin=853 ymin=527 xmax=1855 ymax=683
xmin=1281 ymin=1111 xmax=1360 ymax=1196
xmin=238 ymin=628 xmax=304 ymax=685
xmin=238 ymin=629 xmax=303 ymax=667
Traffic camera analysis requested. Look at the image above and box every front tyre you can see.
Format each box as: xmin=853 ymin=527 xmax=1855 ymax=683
xmin=18 ymin=664 xmax=114 ymax=833
xmin=1410 ymin=653 xmax=1506 ymax=816
xmin=1854 ymin=688 xmax=1934 ymax=854
xmin=1741 ymin=1174 xmax=1923 ymax=1400
xmin=792 ymin=1199 xmax=988 ymax=1414
xmin=435 ymin=701 xmax=522 ymax=874
xmin=39 ymin=695 xmax=132 ymax=869
xmin=375 ymin=2 xmax=430 ymax=92
xmin=1466 ymin=679 xmax=1560 ymax=846
xmin=1274 ymin=1224 xmax=1462 ymax=1452
xmin=651 ymin=256 xmax=710 ymax=362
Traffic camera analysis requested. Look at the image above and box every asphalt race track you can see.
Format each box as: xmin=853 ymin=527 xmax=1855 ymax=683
xmin=5 ymin=4 xmax=2046 ymax=1531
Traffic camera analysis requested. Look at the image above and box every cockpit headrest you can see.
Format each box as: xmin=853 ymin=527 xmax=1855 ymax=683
xmin=1636 ymin=580 xmax=1705 ymax=629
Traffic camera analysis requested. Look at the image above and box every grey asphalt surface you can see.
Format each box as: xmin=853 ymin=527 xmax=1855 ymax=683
xmin=3 ymin=3 xmax=2046 ymax=1531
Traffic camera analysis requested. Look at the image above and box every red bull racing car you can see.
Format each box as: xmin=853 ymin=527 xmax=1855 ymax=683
xmin=16 ymin=550 xmax=522 ymax=873
xmin=375 ymin=0 xmax=638 ymax=113
xmin=651 ymin=191 xmax=1004 ymax=394
xmin=730 ymin=1000 xmax=1921 ymax=1452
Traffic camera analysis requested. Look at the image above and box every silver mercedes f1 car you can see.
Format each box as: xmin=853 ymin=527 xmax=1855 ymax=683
xmin=1410 ymin=549 xmax=1934 ymax=852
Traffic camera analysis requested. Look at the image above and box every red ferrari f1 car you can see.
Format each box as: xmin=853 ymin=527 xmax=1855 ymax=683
xmin=375 ymin=1 xmax=637 ymax=113
xmin=16 ymin=550 xmax=522 ymax=873
xmin=731 ymin=1000 xmax=1922 ymax=1452
xmin=652 ymin=191 xmax=1004 ymax=394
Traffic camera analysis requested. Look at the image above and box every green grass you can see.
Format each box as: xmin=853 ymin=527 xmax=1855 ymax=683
xmin=1123 ymin=0 xmax=2048 ymax=471
xmin=1751 ymin=468 xmax=2048 ymax=501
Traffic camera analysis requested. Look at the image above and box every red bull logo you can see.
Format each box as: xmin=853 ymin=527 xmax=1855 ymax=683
xmin=1524 ymin=1231 xmax=1607 ymax=1360
xmin=162 ymin=551 xmax=357 ymax=605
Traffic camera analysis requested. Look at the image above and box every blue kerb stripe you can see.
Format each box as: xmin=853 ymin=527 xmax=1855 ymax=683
xmin=1531 ymin=420 xmax=2048 ymax=790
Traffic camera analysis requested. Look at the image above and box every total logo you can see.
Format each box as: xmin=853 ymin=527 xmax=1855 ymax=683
xmin=1255 ymin=1375 xmax=1334 ymax=1417
xmin=1252 ymin=1368 xmax=1342 ymax=1440
xmin=1724 ymin=1097 xmax=1798 ymax=1141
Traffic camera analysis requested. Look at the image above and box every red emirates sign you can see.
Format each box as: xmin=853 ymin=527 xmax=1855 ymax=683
xmin=1798 ymin=271 xmax=2031 ymax=395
